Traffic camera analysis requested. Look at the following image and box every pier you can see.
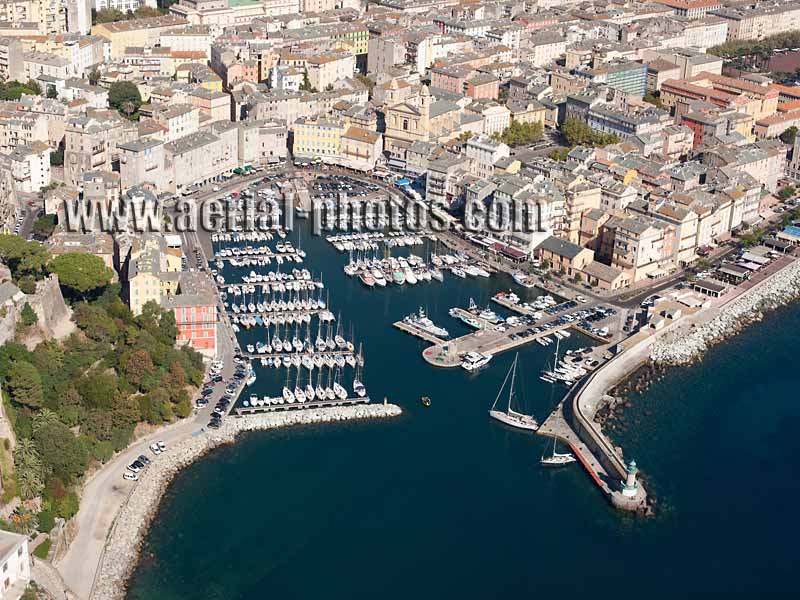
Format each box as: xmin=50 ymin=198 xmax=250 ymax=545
xmin=234 ymin=396 xmax=370 ymax=415
xmin=393 ymin=320 xmax=447 ymax=345
xmin=537 ymin=343 xmax=650 ymax=514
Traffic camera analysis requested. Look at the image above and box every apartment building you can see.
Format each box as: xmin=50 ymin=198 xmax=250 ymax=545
xmin=63 ymin=113 xmax=137 ymax=187
xmin=712 ymin=3 xmax=800 ymax=41
xmin=164 ymin=123 xmax=238 ymax=193
xmin=5 ymin=141 xmax=50 ymax=193
xmin=92 ymin=15 xmax=189 ymax=59
xmin=118 ymin=138 xmax=171 ymax=192
xmin=293 ymin=115 xmax=344 ymax=159
xmin=465 ymin=135 xmax=510 ymax=180
xmin=127 ymin=233 xmax=182 ymax=316
xmin=611 ymin=216 xmax=676 ymax=281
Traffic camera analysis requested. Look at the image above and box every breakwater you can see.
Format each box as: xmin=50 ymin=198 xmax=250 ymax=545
xmin=91 ymin=404 xmax=402 ymax=600
xmin=650 ymin=258 xmax=800 ymax=365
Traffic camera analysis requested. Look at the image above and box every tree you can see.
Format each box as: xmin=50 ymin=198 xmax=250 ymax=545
xmin=300 ymin=68 xmax=312 ymax=92
xmin=32 ymin=214 xmax=57 ymax=239
xmin=94 ymin=8 xmax=124 ymax=23
xmin=46 ymin=85 xmax=57 ymax=99
xmin=48 ymin=253 xmax=114 ymax=298
xmin=133 ymin=6 xmax=161 ymax=18
xmin=6 ymin=361 xmax=43 ymax=409
xmin=355 ymin=73 xmax=375 ymax=97
xmin=496 ymin=120 xmax=544 ymax=146
xmin=49 ymin=145 xmax=64 ymax=166
xmin=0 ymin=235 xmax=49 ymax=279
xmin=778 ymin=185 xmax=795 ymax=200
xmin=88 ymin=67 xmax=101 ymax=86
xmin=643 ymin=92 xmax=664 ymax=109
xmin=108 ymin=81 xmax=142 ymax=120
xmin=20 ymin=303 xmax=38 ymax=328
xmin=123 ymin=348 xmax=154 ymax=387
xmin=32 ymin=408 xmax=59 ymax=433
xmin=780 ymin=125 xmax=798 ymax=145
xmin=34 ymin=421 xmax=88 ymax=482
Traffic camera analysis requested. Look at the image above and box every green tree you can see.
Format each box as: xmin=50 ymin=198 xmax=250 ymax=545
xmin=643 ymin=92 xmax=664 ymax=108
xmin=780 ymin=125 xmax=798 ymax=145
xmin=49 ymin=146 xmax=64 ymax=167
xmin=0 ymin=235 xmax=49 ymax=279
xmin=48 ymin=253 xmax=114 ymax=299
xmin=94 ymin=8 xmax=124 ymax=23
xmin=88 ymin=67 xmax=101 ymax=86
xmin=355 ymin=73 xmax=375 ymax=97
xmin=20 ymin=303 xmax=38 ymax=327
xmin=46 ymin=85 xmax=58 ymax=99
xmin=6 ymin=361 xmax=43 ymax=409
xmin=300 ymin=68 xmax=312 ymax=92
xmin=32 ymin=408 xmax=59 ymax=433
xmin=778 ymin=185 xmax=795 ymax=200
xmin=32 ymin=214 xmax=57 ymax=239
xmin=34 ymin=421 xmax=88 ymax=482
xmin=108 ymin=81 xmax=142 ymax=120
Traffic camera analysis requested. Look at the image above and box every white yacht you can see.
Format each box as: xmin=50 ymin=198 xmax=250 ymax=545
xmin=403 ymin=307 xmax=449 ymax=339
xmin=461 ymin=351 xmax=493 ymax=372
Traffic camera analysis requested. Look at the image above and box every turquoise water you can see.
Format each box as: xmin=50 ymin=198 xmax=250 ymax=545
xmin=126 ymin=223 xmax=800 ymax=599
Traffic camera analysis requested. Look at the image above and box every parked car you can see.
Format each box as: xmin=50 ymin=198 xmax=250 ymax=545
xmin=157 ymin=440 xmax=166 ymax=452
xmin=127 ymin=462 xmax=142 ymax=473
xmin=123 ymin=472 xmax=139 ymax=481
xmin=150 ymin=443 xmax=162 ymax=455
xmin=138 ymin=454 xmax=151 ymax=465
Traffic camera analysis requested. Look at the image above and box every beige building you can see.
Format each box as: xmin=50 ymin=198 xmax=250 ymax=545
xmin=92 ymin=15 xmax=189 ymax=59
xmin=306 ymin=51 xmax=355 ymax=92
xmin=164 ymin=122 xmax=238 ymax=193
xmin=118 ymin=138 xmax=171 ymax=192
xmin=127 ymin=233 xmax=183 ymax=316
xmin=340 ymin=126 xmax=383 ymax=171
xmin=63 ymin=113 xmax=137 ymax=187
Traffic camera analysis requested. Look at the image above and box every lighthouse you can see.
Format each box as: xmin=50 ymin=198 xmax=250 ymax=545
xmin=621 ymin=459 xmax=639 ymax=498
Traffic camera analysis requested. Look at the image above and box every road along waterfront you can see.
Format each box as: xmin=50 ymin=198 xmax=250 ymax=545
xmin=91 ymin=404 xmax=401 ymax=600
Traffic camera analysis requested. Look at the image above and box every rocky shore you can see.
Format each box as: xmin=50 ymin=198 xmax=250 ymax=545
xmin=650 ymin=258 xmax=800 ymax=365
xmin=90 ymin=403 xmax=402 ymax=600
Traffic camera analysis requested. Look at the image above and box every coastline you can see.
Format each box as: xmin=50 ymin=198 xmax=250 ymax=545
xmin=90 ymin=403 xmax=402 ymax=600
xmin=650 ymin=256 xmax=800 ymax=365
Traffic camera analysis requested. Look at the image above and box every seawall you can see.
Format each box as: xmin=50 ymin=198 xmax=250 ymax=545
xmin=90 ymin=403 xmax=402 ymax=600
xmin=651 ymin=257 xmax=800 ymax=365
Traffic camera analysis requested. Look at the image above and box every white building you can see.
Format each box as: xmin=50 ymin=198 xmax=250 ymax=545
xmin=94 ymin=0 xmax=158 ymax=12
xmin=5 ymin=142 xmax=51 ymax=194
xmin=465 ymin=135 xmax=510 ymax=179
xmin=0 ymin=530 xmax=30 ymax=600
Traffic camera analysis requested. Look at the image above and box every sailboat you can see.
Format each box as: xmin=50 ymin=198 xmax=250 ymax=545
xmin=488 ymin=354 xmax=539 ymax=431
xmin=539 ymin=339 xmax=576 ymax=466
xmin=540 ymin=436 xmax=577 ymax=467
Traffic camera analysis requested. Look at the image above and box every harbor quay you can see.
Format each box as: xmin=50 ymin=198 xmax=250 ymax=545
xmin=90 ymin=404 xmax=403 ymax=600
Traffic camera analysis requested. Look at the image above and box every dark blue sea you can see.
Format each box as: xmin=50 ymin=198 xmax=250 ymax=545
xmin=126 ymin=222 xmax=800 ymax=599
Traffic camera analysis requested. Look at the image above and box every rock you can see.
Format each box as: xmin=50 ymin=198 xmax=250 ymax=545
xmin=650 ymin=259 xmax=800 ymax=365
xmin=91 ymin=403 xmax=402 ymax=600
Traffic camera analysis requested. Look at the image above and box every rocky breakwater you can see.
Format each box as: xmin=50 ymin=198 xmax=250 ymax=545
xmin=91 ymin=403 xmax=402 ymax=600
xmin=650 ymin=258 xmax=800 ymax=365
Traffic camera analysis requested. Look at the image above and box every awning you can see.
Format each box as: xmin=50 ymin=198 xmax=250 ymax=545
xmin=388 ymin=158 xmax=406 ymax=169
xmin=490 ymin=242 xmax=527 ymax=260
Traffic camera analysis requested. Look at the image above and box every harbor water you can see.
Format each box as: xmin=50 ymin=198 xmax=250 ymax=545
xmin=126 ymin=221 xmax=800 ymax=599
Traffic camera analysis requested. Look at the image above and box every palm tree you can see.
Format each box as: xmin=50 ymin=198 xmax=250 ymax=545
xmin=13 ymin=438 xmax=38 ymax=464
xmin=16 ymin=467 xmax=43 ymax=500
xmin=32 ymin=408 xmax=59 ymax=432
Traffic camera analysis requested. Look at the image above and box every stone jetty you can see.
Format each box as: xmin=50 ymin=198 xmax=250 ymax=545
xmin=651 ymin=258 xmax=800 ymax=365
xmin=90 ymin=403 xmax=402 ymax=600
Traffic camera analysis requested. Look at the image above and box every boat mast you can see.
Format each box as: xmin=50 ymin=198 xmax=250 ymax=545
xmin=507 ymin=354 xmax=518 ymax=414
xmin=491 ymin=358 xmax=515 ymax=412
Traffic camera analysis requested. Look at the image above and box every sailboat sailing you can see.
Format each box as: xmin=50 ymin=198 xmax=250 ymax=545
xmin=488 ymin=354 xmax=538 ymax=431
